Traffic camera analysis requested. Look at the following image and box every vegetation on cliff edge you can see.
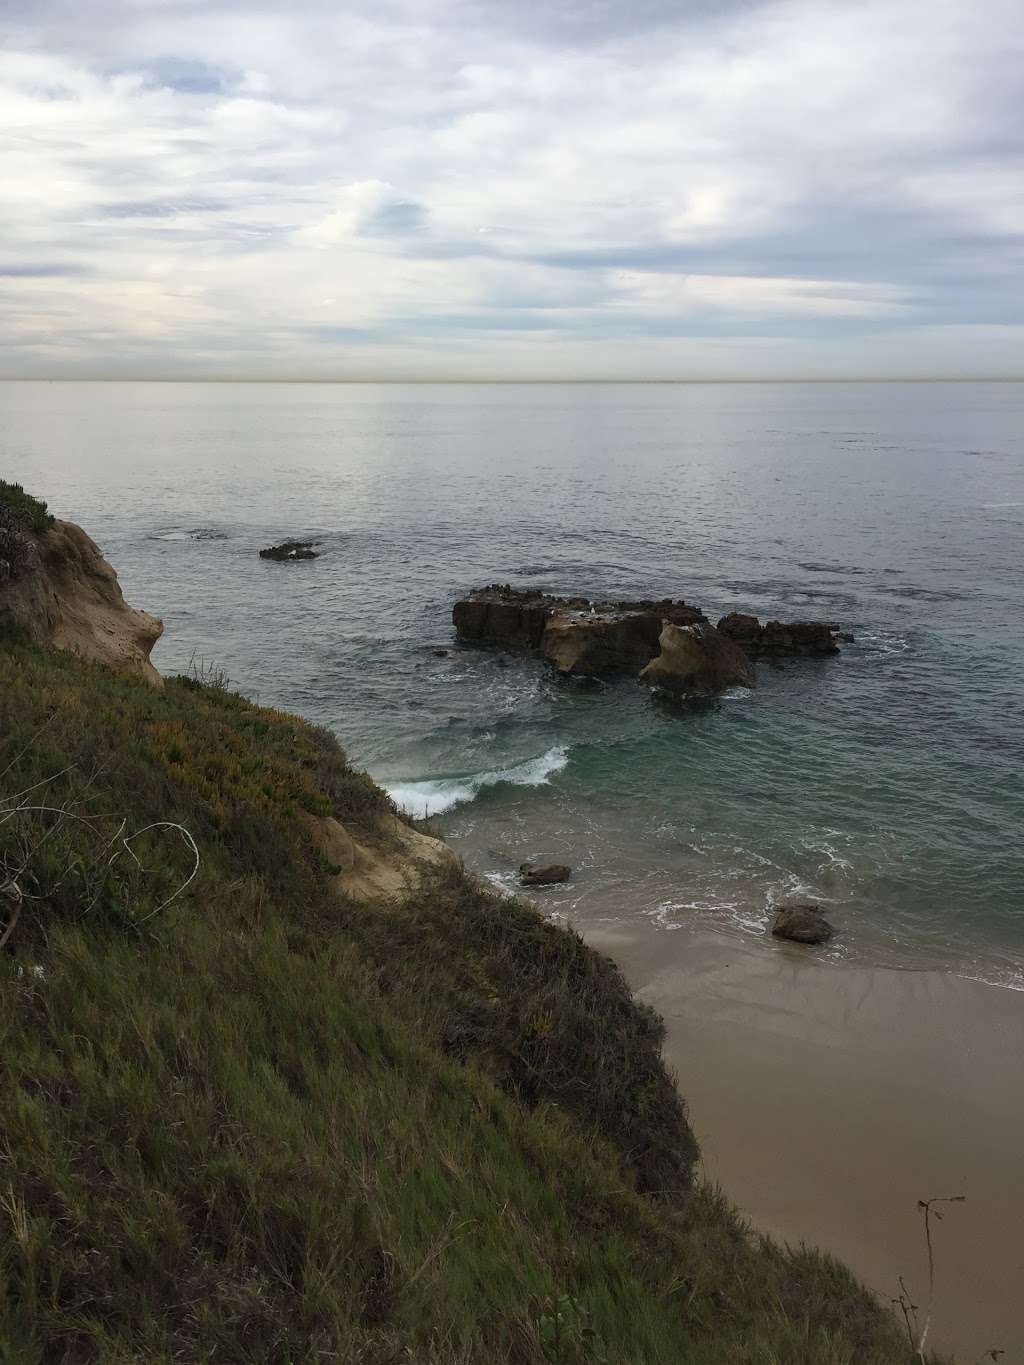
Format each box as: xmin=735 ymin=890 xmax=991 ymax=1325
xmin=0 ymin=638 xmax=917 ymax=1363
xmin=0 ymin=482 xmax=54 ymax=535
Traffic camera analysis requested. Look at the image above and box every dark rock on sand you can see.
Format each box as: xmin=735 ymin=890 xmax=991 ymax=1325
xmin=260 ymin=540 xmax=319 ymax=562
xmin=520 ymin=862 xmax=572 ymax=886
xmin=771 ymin=903 xmax=835 ymax=944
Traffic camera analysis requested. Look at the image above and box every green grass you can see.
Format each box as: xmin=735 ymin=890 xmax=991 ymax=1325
xmin=0 ymin=641 xmax=921 ymax=1363
xmin=0 ymin=482 xmax=54 ymax=535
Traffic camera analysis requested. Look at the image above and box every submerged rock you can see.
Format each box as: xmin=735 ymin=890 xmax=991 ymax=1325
xmin=260 ymin=540 xmax=320 ymax=562
xmin=639 ymin=621 xmax=755 ymax=696
xmin=520 ymin=862 xmax=572 ymax=886
xmin=771 ymin=903 xmax=834 ymax=944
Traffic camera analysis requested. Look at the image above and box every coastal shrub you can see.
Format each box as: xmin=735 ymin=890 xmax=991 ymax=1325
xmin=338 ymin=868 xmax=698 ymax=1196
xmin=0 ymin=508 xmax=36 ymax=581
xmin=0 ymin=481 xmax=54 ymax=534
xmin=0 ymin=639 xmax=920 ymax=1364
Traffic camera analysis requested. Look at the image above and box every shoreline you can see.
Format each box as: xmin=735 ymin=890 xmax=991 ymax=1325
xmin=427 ymin=782 xmax=1024 ymax=996
xmin=580 ymin=919 xmax=1024 ymax=1363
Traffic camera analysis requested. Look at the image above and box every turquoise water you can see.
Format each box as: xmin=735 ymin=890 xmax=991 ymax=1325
xmin=2 ymin=380 xmax=1022 ymax=985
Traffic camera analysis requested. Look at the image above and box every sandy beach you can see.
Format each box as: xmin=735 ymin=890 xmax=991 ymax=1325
xmin=583 ymin=922 xmax=1024 ymax=1364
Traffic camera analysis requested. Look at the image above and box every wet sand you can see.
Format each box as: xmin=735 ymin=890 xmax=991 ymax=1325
xmin=583 ymin=922 xmax=1024 ymax=1363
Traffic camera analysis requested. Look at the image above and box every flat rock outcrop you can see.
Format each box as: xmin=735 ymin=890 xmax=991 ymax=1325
xmin=0 ymin=519 xmax=163 ymax=685
xmin=717 ymin=613 xmax=840 ymax=656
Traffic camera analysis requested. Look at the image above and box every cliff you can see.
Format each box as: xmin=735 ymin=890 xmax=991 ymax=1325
xmin=0 ymin=508 xmax=915 ymax=1363
xmin=0 ymin=514 xmax=163 ymax=684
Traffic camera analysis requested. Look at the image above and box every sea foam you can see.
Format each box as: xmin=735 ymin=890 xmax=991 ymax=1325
xmin=386 ymin=746 xmax=568 ymax=820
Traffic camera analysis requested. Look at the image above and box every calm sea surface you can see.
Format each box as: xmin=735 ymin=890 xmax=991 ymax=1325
xmin=3 ymin=381 xmax=1022 ymax=986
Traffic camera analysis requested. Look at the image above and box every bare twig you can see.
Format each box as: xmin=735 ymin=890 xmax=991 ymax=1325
xmin=911 ymin=1195 xmax=966 ymax=1361
xmin=129 ymin=823 xmax=201 ymax=923
xmin=892 ymin=1275 xmax=918 ymax=1352
xmin=0 ymin=766 xmax=78 ymax=810
xmin=0 ymin=771 xmax=201 ymax=937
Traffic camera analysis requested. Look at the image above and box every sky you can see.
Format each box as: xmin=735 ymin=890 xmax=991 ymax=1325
xmin=1 ymin=0 xmax=1023 ymax=379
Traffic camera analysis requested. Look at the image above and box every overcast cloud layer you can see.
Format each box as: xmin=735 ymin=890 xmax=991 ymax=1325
xmin=2 ymin=0 xmax=1023 ymax=378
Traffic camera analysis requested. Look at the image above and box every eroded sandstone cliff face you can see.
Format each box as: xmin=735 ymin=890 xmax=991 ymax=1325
xmin=0 ymin=520 xmax=163 ymax=684
xmin=306 ymin=810 xmax=458 ymax=904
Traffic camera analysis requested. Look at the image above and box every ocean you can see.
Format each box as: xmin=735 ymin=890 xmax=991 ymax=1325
xmin=3 ymin=379 xmax=1022 ymax=988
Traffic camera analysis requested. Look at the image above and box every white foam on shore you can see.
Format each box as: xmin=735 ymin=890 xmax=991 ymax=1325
xmin=386 ymin=746 xmax=569 ymax=820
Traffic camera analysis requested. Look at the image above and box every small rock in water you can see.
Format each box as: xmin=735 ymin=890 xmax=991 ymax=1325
xmin=259 ymin=540 xmax=319 ymax=562
xmin=433 ymin=648 xmax=449 ymax=657
xmin=771 ymin=903 xmax=834 ymax=944
xmin=520 ymin=862 xmax=572 ymax=886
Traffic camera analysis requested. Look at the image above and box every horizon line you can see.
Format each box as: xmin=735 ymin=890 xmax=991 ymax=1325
xmin=2 ymin=376 xmax=1024 ymax=385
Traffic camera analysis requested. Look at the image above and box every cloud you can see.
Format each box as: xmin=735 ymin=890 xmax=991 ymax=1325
xmin=0 ymin=0 xmax=1022 ymax=376
xmin=0 ymin=262 xmax=89 ymax=277
xmin=299 ymin=181 xmax=429 ymax=245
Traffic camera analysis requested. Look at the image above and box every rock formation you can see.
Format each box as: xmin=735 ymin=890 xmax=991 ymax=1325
xmin=541 ymin=606 xmax=705 ymax=676
xmin=452 ymin=586 xmax=843 ymax=697
xmin=717 ymin=613 xmax=840 ymax=656
xmin=259 ymin=540 xmax=319 ymax=561
xmin=520 ymin=862 xmax=572 ymax=886
xmin=0 ymin=519 xmax=163 ymax=685
xmin=639 ymin=621 xmax=755 ymax=695
xmin=453 ymin=586 xmax=582 ymax=649
xmin=771 ymin=903 xmax=835 ymax=944
xmin=454 ymin=585 xmax=707 ymax=676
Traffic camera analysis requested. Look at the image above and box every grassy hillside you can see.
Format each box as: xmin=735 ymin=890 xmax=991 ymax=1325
xmin=0 ymin=638 xmax=916 ymax=1363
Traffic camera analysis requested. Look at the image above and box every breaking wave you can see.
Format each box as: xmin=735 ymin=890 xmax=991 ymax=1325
xmin=386 ymin=746 xmax=569 ymax=820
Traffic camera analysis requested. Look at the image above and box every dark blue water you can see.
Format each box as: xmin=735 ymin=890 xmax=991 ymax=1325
xmin=3 ymin=380 xmax=1022 ymax=985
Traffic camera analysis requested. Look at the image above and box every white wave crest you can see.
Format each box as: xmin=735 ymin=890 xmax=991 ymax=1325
xmin=386 ymin=747 xmax=569 ymax=820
